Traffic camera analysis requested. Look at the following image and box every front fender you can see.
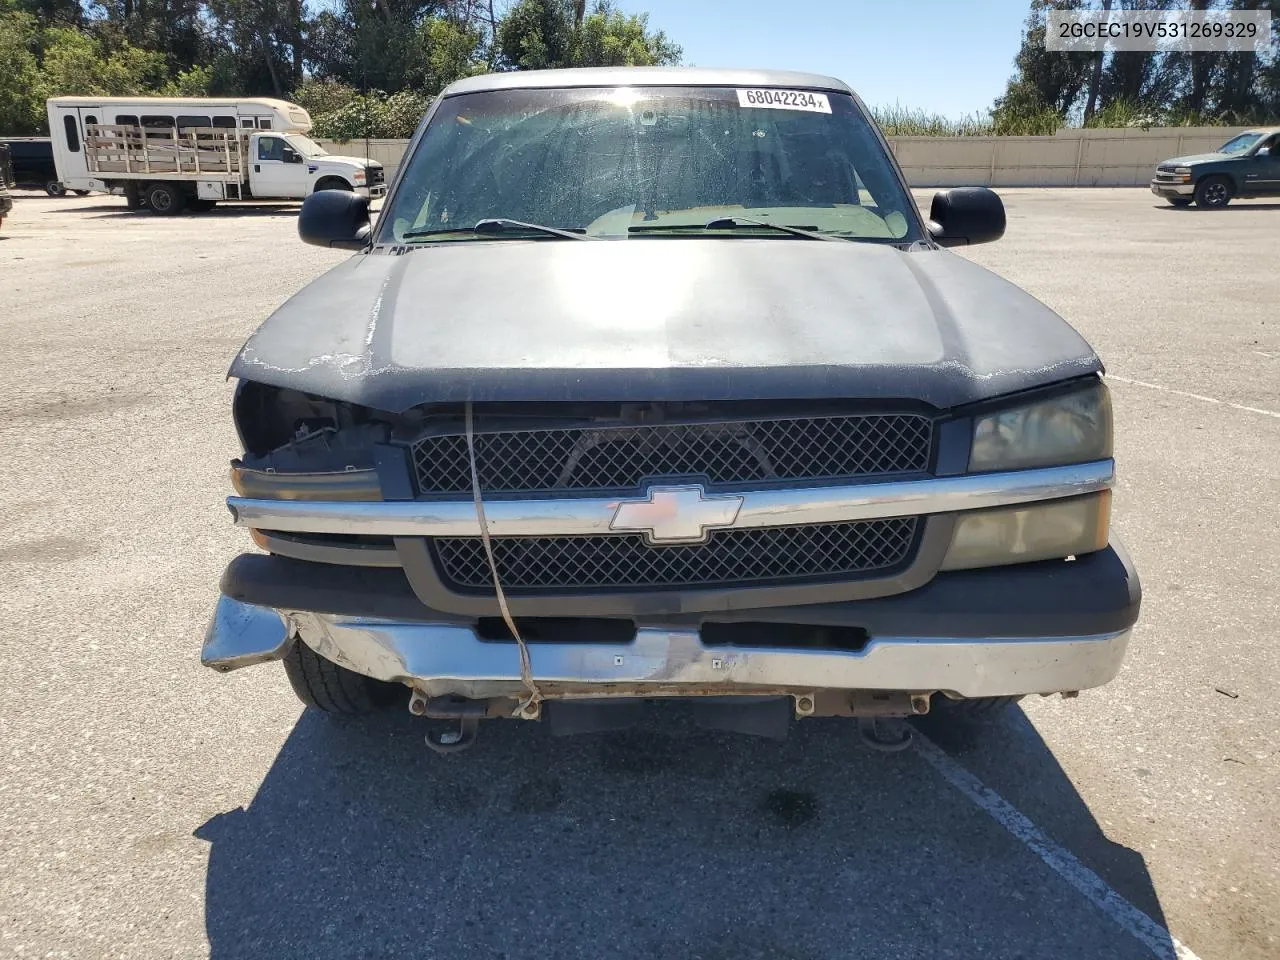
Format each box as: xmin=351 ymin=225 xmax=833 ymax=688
xmin=1192 ymin=165 xmax=1238 ymax=190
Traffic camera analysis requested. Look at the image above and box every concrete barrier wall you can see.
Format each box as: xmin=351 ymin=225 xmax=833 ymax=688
xmin=888 ymin=126 xmax=1252 ymax=187
xmin=319 ymin=126 xmax=1253 ymax=190
xmin=317 ymin=138 xmax=411 ymax=182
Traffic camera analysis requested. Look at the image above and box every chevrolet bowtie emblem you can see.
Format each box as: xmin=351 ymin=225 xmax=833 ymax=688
xmin=609 ymin=484 xmax=745 ymax=545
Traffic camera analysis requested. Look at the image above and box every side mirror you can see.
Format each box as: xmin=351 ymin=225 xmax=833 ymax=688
xmin=299 ymin=189 xmax=371 ymax=250
xmin=928 ymin=187 xmax=1006 ymax=247
xmin=283 ymin=149 xmax=302 ymax=164
xmin=1258 ymin=146 xmax=1272 ymax=157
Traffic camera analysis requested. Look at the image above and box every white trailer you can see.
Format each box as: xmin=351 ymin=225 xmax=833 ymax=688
xmin=47 ymin=96 xmax=384 ymax=214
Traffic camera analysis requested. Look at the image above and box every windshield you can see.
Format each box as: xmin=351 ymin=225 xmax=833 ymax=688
xmin=286 ymin=134 xmax=328 ymax=158
xmin=380 ymin=86 xmax=920 ymax=244
xmin=1218 ymin=133 xmax=1262 ymax=155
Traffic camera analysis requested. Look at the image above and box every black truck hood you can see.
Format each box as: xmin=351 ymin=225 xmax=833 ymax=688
xmin=229 ymin=239 xmax=1100 ymax=412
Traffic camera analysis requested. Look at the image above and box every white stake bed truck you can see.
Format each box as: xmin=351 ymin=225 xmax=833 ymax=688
xmin=47 ymin=96 xmax=385 ymax=214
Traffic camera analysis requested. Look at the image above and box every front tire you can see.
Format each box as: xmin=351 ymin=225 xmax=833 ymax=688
xmin=146 ymin=182 xmax=186 ymax=216
xmin=45 ymin=181 xmax=66 ymax=197
xmin=1194 ymin=176 xmax=1232 ymax=209
xmin=282 ymin=640 xmax=403 ymax=714
xmin=313 ymin=177 xmax=352 ymax=193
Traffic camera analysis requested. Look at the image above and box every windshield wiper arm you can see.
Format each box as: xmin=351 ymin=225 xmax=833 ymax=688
xmin=401 ymin=219 xmax=592 ymax=241
xmin=628 ymin=217 xmax=839 ymax=241
xmin=475 ymin=218 xmax=593 ymax=240
xmin=704 ymin=216 xmax=840 ymax=241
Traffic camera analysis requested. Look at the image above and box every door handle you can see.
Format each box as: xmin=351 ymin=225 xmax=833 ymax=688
xmin=254 ymin=164 xmax=260 ymax=173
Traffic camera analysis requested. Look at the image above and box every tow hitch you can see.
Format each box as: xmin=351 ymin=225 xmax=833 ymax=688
xmin=857 ymin=717 xmax=915 ymax=752
xmin=410 ymin=694 xmax=487 ymax=754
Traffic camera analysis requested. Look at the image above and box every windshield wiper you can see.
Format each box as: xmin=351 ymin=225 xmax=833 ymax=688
xmin=629 ymin=216 xmax=839 ymax=241
xmin=401 ymin=219 xmax=592 ymax=241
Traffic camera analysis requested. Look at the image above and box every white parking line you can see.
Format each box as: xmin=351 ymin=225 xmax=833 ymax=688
xmin=1107 ymin=375 xmax=1280 ymax=419
xmin=915 ymin=735 xmax=1203 ymax=960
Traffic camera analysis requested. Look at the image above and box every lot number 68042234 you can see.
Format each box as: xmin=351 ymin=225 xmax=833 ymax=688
xmin=735 ymin=89 xmax=832 ymax=113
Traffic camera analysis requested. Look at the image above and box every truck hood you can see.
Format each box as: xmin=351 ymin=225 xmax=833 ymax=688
xmin=1160 ymin=152 xmax=1229 ymax=166
xmin=229 ymin=239 xmax=1101 ymax=412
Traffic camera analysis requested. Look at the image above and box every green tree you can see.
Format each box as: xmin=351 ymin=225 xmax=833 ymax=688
xmin=161 ymin=63 xmax=213 ymax=95
xmin=1094 ymin=1 xmax=1171 ymax=113
xmin=0 ymin=8 xmax=43 ymax=133
xmin=305 ymin=0 xmax=482 ymax=95
xmin=497 ymin=0 xmax=680 ymax=71
xmin=0 ymin=0 xmax=684 ymax=136
xmin=37 ymin=25 xmax=169 ymax=96
xmin=204 ymin=0 xmax=305 ymax=97
xmin=420 ymin=14 xmax=487 ymax=89
xmin=572 ymin=2 xmax=680 ymax=66
xmin=291 ymin=76 xmax=363 ymax=116
xmin=8 ymin=0 xmax=81 ymax=26
xmin=496 ymin=0 xmax=574 ymax=70
xmin=1081 ymin=0 xmax=1111 ymax=122
xmin=92 ymin=0 xmax=211 ymax=79
xmin=998 ymin=0 xmax=1278 ymax=129
xmin=991 ymin=0 xmax=1090 ymax=134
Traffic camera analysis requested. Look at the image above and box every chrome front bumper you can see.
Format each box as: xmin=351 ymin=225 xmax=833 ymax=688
xmin=1151 ymin=180 xmax=1194 ymax=196
xmin=202 ymin=595 xmax=1131 ymax=702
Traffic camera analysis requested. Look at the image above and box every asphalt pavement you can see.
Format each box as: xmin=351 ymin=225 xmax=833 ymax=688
xmin=0 ymin=187 xmax=1276 ymax=960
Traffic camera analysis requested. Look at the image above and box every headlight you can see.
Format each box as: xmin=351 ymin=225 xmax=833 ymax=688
xmin=940 ymin=492 xmax=1110 ymax=571
xmin=229 ymin=424 xmax=385 ymax=501
xmin=230 ymin=463 xmax=380 ymax=500
xmin=969 ymin=380 xmax=1112 ymax=472
xmin=1174 ymin=166 xmax=1191 ymax=174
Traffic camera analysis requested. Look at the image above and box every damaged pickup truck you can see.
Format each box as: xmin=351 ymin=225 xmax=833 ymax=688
xmin=203 ymin=68 xmax=1140 ymax=751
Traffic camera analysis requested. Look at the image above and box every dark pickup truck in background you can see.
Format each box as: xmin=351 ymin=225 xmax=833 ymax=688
xmin=1151 ymin=127 xmax=1280 ymax=208
xmin=0 ymin=143 xmax=12 ymax=229
xmin=0 ymin=137 xmax=80 ymax=195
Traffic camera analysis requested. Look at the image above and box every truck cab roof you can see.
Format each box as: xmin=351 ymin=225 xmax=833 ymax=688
xmin=441 ymin=66 xmax=855 ymax=98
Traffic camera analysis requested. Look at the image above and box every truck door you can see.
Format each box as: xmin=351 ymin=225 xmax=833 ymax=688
xmin=77 ymin=107 xmax=103 ymax=180
xmin=50 ymin=104 xmax=98 ymax=187
xmin=1252 ymin=135 xmax=1280 ymax=196
xmin=248 ymin=134 xmax=307 ymax=199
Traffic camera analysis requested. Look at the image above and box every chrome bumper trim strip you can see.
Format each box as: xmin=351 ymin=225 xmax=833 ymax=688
xmin=227 ymin=459 xmax=1114 ymax=538
xmin=199 ymin=597 xmax=1130 ymax=699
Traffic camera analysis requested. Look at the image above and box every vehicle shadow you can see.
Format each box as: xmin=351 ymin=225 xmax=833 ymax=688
xmin=61 ymin=203 xmax=304 ymax=220
xmin=1154 ymin=202 xmax=1280 ymax=212
xmin=199 ymin=704 xmax=1175 ymax=960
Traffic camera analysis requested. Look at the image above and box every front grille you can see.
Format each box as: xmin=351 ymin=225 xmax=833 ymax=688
xmin=431 ymin=518 xmax=919 ymax=592
xmin=411 ymin=414 xmax=932 ymax=495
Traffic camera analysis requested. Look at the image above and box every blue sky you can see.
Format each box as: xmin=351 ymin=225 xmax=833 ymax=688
xmin=616 ymin=0 xmax=1031 ymax=118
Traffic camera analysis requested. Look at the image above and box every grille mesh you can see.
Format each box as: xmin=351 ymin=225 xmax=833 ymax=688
xmin=412 ymin=414 xmax=932 ymax=495
xmin=431 ymin=518 xmax=919 ymax=592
